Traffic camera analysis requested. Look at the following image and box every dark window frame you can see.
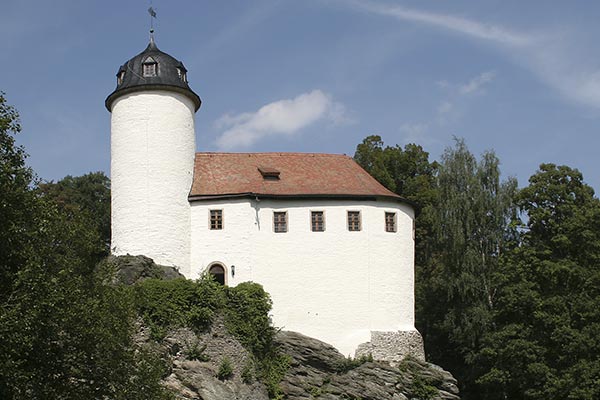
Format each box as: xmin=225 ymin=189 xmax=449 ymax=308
xmin=385 ymin=212 xmax=397 ymax=233
xmin=273 ymin=211 xmax=288 ymax=233
xmin=347 ymin=211 xmax=361 ymax=232
xmin=142 ymin=57 xmax=158 ymax=77
xmin=209 ymin=209 xmax=223 ymax=230
xmin=311 ymin=211 xmax=325 ymax=232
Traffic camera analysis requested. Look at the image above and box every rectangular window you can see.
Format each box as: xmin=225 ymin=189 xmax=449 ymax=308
xmin=273 ymin=211 xmax=287 ymax=233
xmin=311 ymin=211 xmax=325 ymax=232
xmin=385 ymin=212 xmax=397 ymax=232
xmin=210 ymin=209 xmax=223 ymax=230
xmin=347 ymin=211 xmax=361 ymax=231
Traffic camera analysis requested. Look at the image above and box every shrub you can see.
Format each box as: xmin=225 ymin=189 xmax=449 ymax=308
xmin=241 ymin=361 xmax=255 ymax=383
xmin=224 ymin=282 xmax=275 ymax=357
xmin=134 ymin=275 xmax=225 ymax=339
xmin=184 ymin=340 xmax=209 ymax=362
xmin=222 ymin=282 xmax=291 ymax=397
xmin=261 ymin=353 xmax=291 ymax=399
xmin=409 ymin=375 xmax=439 ymax=400
xmin=217 ymin=357 xmax=234 ymax=380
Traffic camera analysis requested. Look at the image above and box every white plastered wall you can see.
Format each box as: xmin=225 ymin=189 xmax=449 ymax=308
xmin=110 ymin=91 xmax=195 ymax=273
xmin=189 ymin=198 xmax=415 ymax=357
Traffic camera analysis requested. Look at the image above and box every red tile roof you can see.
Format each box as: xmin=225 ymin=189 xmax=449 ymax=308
xmin=189 ymin=152 xmax=406 ymax=202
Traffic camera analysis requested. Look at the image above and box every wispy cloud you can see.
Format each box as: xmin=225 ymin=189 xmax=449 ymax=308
xmin=188 ymin=2 xmax=278 ymax=68
xmin=436 ymin=70 xmax=496 ymax=124
xmin=349 ymin=1 xmax=533 ymax=46
xmin=345 ymin=0 xmax=600 ymax=110
xmin=215 ymin=90 xmax=347 ymax=150
xmin=437 ymin=101 xmax=453 ymax=115
xmin=399 ymin=122 xmax=429 ymax=143
xmin=459 ymin=71 xmax=496 ymax=95
xmin=399 ymin=69 xmax=496 ymax=144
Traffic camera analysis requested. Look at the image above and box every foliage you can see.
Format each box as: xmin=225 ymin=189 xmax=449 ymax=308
xmin=224 ymin=282 xmax=290 ymax=398
xmin=184 ymin=340 xmax=210 ymax=361
xmin=357 ymin=130 xmax=600 ymax=400
xmin=0 ymin=94 xmax=170 ymax=399
xmin=117 ymin=345 xmax=175 ymax=400
xmin=224 ymin=282 xmax=276 ymax=357
xmin=0 ymin=91 xmax=38 ymax=302
xmin=409 ymin=375 xmax=439 ymax=400
xmin=414 ymin=138 xmax=518 ymax=397
xmin=134 ymin=276 xmax=224 ymax=339
xmin=354 ymin=135 xmax=396 ymax=190
xmin=260 ymin=352 xmax=291 ymax=400
xmin=217 ymin=357 xmax=234 ymax=380
xmin=241 ymin=360 xmax=256 ymax=383
xmin=398 ymin=357 xmax=441 ymax=400
xmin=39 ymin=172 xmax=111 ymax=260
xmin=476 ymin=164 xmax=600 ymax=399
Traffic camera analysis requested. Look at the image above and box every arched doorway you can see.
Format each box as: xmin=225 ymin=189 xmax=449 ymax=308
xmin=208 ymin=264 xmax=226 ymax=285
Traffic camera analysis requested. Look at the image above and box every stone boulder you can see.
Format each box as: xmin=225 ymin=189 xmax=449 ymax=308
xmin=99 ymin=254 xmax=184 ymax=285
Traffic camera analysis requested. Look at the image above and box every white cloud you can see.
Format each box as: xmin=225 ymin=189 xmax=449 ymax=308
xmin=459 ymin=71 xmax=496 ymax=95
xmin=215 ymin=90 xmax=347 ymax=150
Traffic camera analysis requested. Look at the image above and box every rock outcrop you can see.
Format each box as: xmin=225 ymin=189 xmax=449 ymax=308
xmin=100 ymin=254 xmax=184 ymax=285
xmin=277 ymin=331 xmax=460 ymax=400
xmin=140 ymin=323 xmax=459 ymax=400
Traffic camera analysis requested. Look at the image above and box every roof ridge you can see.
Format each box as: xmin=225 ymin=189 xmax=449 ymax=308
xmin=195 ymin=152 xmax=351 ymax=157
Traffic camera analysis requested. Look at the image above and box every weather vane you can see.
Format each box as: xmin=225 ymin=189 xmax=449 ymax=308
xmin=148 ymin=3 xmax=157 ymax=41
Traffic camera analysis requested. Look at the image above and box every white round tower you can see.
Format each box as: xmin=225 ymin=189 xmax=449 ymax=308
xmin=106 ymin=38 xmax=201 ymax=274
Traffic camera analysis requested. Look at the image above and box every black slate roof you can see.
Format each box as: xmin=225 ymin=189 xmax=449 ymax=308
xmin=105 ymin=39 xmax=201 ymax=111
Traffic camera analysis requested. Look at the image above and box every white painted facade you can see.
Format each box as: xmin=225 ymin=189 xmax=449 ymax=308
xmin=110 ymin=91 xmax=195 ymax=272
xmin=189 ymin=198 xmax=416 ymax=357
xmin=108 ymin=44 xmax=421 ymax=359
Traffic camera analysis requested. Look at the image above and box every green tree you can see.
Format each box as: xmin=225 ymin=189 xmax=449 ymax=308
xmin=354 ymin=135 xmax=396 ymax=190
xmin=422 ymin=139 xmax=517 ymax=398
xmin=0 ymin=92 xmax=40 ymax=300
xmin=477 ymin=164 xmax=600 ymax=399
xmin=39 ymin=172 xmax=111 ymax=260
xmin=0 ymin=93 xmax=171 ymax=399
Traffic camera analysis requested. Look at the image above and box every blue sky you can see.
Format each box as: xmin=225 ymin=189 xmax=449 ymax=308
xmin=2 ymin=0 xmax=599 ymax=193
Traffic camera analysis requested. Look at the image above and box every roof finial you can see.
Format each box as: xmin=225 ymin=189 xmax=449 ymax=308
xmin=148 ymin=4 xmax=157 ymax=43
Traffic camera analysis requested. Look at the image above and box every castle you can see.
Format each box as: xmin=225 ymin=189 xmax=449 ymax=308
xmin=106 ymin=37 xmax=424 ymax=361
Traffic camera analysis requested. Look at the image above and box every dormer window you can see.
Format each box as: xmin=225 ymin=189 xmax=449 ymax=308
xmin=117 ymin=71 xmax=125 ymax=85
xmin=258 ymin=166 xmax=280 ymax=180
xmin=142 ymin=57 xmax=157 ymax=77
xmin=116 ymin=65 xmax=126 ymax=85
xmin=177 ymin=67 xmax=187 ymax=83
